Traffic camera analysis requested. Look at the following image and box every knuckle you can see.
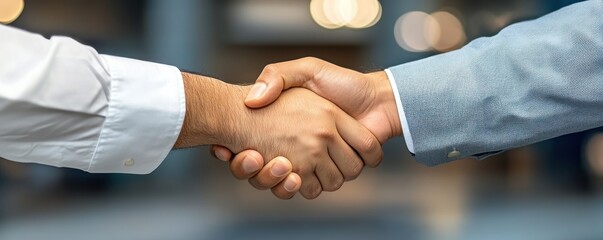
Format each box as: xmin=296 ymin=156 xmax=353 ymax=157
xmin=294 ymin=164 xmax=314 ymax=178
xmin=368 ymin=150 xmax=384 ymax=168
xmin=301 ymin=182 xmax=322 ymax=199
xmin=324 ymin=177 xmax=344 ymax=192
xmin=306 ymin=141 xmax=326 ymax=158
xmin=305 ymin=57 xmax=326 ymax=69
xmin=303 ymin=188 xmax=321 ymax=199
xmin=360 ymin=135 xmax=379 ymax=154
xmin=344 ymin=175 xmax=357 ymax=181
xmin=315 ymin=127 xmax=335 ymax=140
xmin=309 ymin=148 xmax=323 ymax=159
xmin=301 ymin=56 xmax=320 ymax=64
xmin=262 ymin=64 xmax=279 ymax=75
xmin=344 ymin=161 xmax=363 ymax=181
xmin=364 ymin=148 xmax=384 ymax=168
xmin=321 ymin=103 xmax=336 ymax=114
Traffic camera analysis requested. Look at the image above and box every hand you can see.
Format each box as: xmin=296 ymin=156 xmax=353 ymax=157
xmin=211 ymin=148 xmax=303 ymax=199
xmin=175 ymin=73 xmax=381 ymax=198
xmin=234 ymin=87 xmax=382 ymax=199
xmin=177 ymin=75 xmax=382 ymax=199
xmin=212 ymin=57 xmax=402 ymax=198
xmin=247 ymin=57 xmax=402 ymax=143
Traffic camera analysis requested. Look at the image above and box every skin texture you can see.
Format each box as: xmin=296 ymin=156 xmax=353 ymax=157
xmin=175 ymin=72 xmax=382 ymax=199
xmin=212 ymin=57 xmax=402 ymax=199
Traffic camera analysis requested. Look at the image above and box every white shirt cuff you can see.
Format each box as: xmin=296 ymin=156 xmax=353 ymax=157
xmin=88 ymin=55 xmax=185 ymax=174
xmin=385 ymin=69 xmax=415 ymax=154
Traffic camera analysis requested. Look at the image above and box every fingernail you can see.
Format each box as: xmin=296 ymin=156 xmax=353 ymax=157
xmin=246 ymin=82 xmax=267 ymax=100
xmin=270 ymin=159 xmax=289 ymax=177
xmin=283 ymin=176 xmax=298 ymax=192
xmin=215 ymin=150 xmax=228 ymax=161
xmin=242 ymin=156 xmax=260 ymax=173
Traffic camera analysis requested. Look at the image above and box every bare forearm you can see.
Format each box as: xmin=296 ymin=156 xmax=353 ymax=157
xmin=174 ymin=72 xmax=245 ymax=148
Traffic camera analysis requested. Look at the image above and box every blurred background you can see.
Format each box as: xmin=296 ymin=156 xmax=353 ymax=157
xmin=1 ymin=0 xmax=602 ymax=239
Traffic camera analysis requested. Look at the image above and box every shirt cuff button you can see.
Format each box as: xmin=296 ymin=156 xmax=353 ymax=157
xmin=124 ymin=158 xmax=135 ymax=167
xmin=447 ymin=149 xmax=461 ymax=158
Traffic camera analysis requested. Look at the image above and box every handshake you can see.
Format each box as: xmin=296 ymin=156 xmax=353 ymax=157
xmin=173 ymin=57 xmax=402 ymax=200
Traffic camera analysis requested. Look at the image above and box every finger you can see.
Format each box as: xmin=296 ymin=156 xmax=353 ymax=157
xmin=229 ymin=150 xmax=264 ymax=180
xmin=314 ymin=158 xmax=345 ymax=192
xmin=210 ymin=145 xmax=233 ymax=161
xmin=336 ymin=112 xmax=383 ymax=168
xmin=248 ymin=157 xmax=293 ymax=190
xmin=299 ymin=172 xmax=323 ymax=199
xmin=245 ymin=57 xmax=326 ymax=108
xmin=328 ymin=135 xmax=364 ymax=181
xmin=271 ymin=173 xmax=302 ymax=200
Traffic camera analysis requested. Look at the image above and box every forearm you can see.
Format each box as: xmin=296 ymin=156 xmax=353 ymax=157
xmin=174 ymin=72 xmax=246 ymax=148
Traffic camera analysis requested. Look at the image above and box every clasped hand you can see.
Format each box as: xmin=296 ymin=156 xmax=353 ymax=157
xmin=212 ymin=57 xmax=401 ymax=199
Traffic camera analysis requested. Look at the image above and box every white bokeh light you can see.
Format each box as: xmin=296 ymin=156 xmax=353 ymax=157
xmin=394 ymin=11 xmax=439 ymax=52
xmin=395 ymin=10 xmax=466 ymax=52
xmin=311 ymin=0 xmax=345 ymax=29
xmin=336 ymin=0 xmax=358 ymax=24
xmin=347 ymin=0 xmax=382 ymax=29
xmin=430 ymin=11 xmax=466 ymax=52
xmin=310 ymin=0 xmax=382 ymax=29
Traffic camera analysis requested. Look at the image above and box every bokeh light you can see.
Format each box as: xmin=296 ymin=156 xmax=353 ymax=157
xmin=394 ymin=11 xmax=439 ymax=52
xmin=347 ymin=0 xmax=382 ymax=29
xmin=430 ymin=11 xmax=466 ymax=52
xmin=394 ymin=10 xmax=466 ymax=52
xmin=323 ymin=0 xmax=351 ymax=27
xmin=310 ymin=0 xmax=381 ymax=29
xmin=0 ymin=0 xmax=24 ymax=24
xmin=310 ymin=0 xmax=345 ymax=29
xmin=586 ymin=133 xmax=603 ymax=176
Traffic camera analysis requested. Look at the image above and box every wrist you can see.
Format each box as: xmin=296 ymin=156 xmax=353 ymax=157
xmin=174 ymin=72 xmax=247 ymax=148
xmin=217 ymin=85 xmax=251 ymax=150
xmin=368 ymin=71 xmax=403 ymax=138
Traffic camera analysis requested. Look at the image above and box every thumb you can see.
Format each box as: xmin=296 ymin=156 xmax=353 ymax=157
xmin=244 ymin=73 xmax=283 ymax=108
xmin=210 ymin=145 xmax=233 ymax=162
xmin=244 ymin=57 xmax=324 ymax=108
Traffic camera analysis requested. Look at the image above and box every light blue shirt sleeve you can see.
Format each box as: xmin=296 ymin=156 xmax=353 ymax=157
xmin=385 ymin=68 xmax=415 ymax=154
xmin=387 ymin=0 xmax=603 ymax=166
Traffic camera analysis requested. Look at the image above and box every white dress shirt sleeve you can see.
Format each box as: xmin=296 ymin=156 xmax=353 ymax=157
xmin=0 ymin=25 xmax=185 ymax=174
xmin=384 ymin=69 xmax=415 ymax=154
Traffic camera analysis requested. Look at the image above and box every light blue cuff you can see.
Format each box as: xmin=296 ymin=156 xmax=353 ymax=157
xmin=385 ymin=69 xmax=415 ymax=154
